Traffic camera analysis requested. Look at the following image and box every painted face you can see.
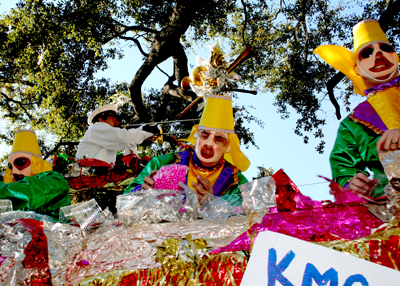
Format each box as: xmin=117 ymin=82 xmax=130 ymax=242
xmin=195 ymin=130 xmax=230 ymax=167
xmin=356 ymin=42 xmax=398 ymax=82
xmin=7 ymin=152 xmax=33 ymax=182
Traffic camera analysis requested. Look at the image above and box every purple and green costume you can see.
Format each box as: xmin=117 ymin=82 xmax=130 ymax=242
xmin=124 ymin=151 xmax=248 ymax=206
xmin=329 ymin=79 xmax=400 ymax=197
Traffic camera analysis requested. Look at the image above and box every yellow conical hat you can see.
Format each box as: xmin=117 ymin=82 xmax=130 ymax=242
xmin=10 ymin=129 xmax=42 ymax=157
xmin=353 ymin=19 xmax=390 ymax=53
xmin=198 ymin=95 xmax=235 ymax=132
xmin=184 ymin=95 xmax=250 ymax=172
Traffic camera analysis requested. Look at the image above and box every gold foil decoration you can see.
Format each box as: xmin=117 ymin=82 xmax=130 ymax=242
xmin=75 ymin=270 xmax=133 ymax=286
xmin=209 ymin=43 xmax=228 ymax=69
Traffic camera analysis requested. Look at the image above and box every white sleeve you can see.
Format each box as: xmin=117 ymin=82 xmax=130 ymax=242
xmin=87 ymin=123 xmax=153 ymax=151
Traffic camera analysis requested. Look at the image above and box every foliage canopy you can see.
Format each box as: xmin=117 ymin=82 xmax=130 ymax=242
xmin=1 ymin=0 xmax=400 ymax=169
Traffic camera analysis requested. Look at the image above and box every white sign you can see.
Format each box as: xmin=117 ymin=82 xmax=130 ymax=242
xmin=241 ymin=231 xmax=400 ymax=286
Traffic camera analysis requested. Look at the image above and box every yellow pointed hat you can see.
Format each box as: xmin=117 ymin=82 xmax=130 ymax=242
xmin=314 ymin=19 xmax=397 ymax=96
xmin=184 ymin=95 xmax=250 ymax=172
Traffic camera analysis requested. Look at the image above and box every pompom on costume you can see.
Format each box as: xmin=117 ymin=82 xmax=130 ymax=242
xmin=1 ymin=130 xmax=71 ymax=220
xmin=124 ymin=94 xmax=250 ymax=206
xmin=314 ymin=19 xmax=400 ymax=197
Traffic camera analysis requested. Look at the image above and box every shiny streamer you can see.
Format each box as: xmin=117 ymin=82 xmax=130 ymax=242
xmin=317 ymin=220 xmax=400 ymax=270
xmin=65 ymin=213 xmax=259 ymax=285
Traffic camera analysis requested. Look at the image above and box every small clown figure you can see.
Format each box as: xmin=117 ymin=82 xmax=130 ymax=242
xmin=315 ymin=19 xmax=400 ymax=198
xmin=4 ymin=129 xmax=52 ymax=183
xmin=1 ymin=130 xmax=71 ymax=220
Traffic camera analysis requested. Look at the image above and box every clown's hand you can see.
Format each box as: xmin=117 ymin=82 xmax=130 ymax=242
xmin=192 ymin=175 xmax=214 ymax=201
xmin=377 ymin=128 xmax=400 ymax=152
xmin=348 ymin=172 xmax=377 ymax=196
xmin=142 ymin=170 xmax=158 ymax=190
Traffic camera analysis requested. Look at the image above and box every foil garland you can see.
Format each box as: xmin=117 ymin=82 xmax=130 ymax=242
xmin=3 ymin=166 xmax=400 ymax=285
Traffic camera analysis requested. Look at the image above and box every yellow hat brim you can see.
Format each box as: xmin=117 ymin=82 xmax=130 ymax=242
xmin=314 ymin=45 xmax=368 ymax=95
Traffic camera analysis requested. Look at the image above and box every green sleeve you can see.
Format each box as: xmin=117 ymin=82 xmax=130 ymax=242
xmin=0 ymin=171 xmax=71 ymax=221
xmin=220 ymin=171 xmax=248 ymax=206
xmin=123 ymin=153 xmax=177 ymax=194
xmin=330 ymin=117 xmax=386 ymax=197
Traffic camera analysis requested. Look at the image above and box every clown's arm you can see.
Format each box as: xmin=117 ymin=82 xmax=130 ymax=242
xmin=87 ymin=123 xmax=154 ymax=151
xmin=330 ymin=118 xmax=386 ymax=197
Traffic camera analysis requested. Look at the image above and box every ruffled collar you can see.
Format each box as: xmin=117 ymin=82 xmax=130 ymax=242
xmin=364 ymin=76 xmax=400 ymax=96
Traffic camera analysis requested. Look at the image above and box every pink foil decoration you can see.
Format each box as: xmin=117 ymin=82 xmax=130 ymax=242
xmin=212 ymin=170 xmax=383 ymax=254
xmin=212 ymin=204 xmax=383 ymax=254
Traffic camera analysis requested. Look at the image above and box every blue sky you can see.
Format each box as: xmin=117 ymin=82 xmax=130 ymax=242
xmin=0 ymin=0 xmax=366 ymax=200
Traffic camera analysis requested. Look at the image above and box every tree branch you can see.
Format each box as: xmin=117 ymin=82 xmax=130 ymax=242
xmin=128 ymin=0 xmax=205 ymax=122
xmin=0 ymin=92 xmax=33 ymax=120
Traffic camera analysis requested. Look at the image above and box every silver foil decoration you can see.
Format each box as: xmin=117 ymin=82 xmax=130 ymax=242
xmin=201 ymin=197 xmax=234 ymax=224
xmin=178 ymin=182 xmax=200 ymax=221
xmin=116 ymin=189 xmax=184 ymax=225
xmin=64 ymin=212 xmax=263 ymax=285
xmin=379 ymin=150 xmax=400 ymax=218
xmin=117 ymin=184 xmax=201 ymax=225
xmin=43 ymin=220 xmax=85 ymax=285
xmin=59 ymin=199 xmax=113 ymax=234
xmin=240 ymin=176 xmax=277 ymax=215
xmin=0 ymin=180 xmax=268 ymax=285
xmin=0 ymin=200 xmax=12 ymax=215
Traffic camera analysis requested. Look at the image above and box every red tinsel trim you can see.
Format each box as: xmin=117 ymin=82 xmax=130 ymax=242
xmin=67 ymin=171 xmax=136 ymax=190
xmin=272 ymin=169 xmax=301 ymax=212
xmin=17 ymin=219 xmax=52 ymax=286
xmin=117 ymin=258 xmax=247 ymax=286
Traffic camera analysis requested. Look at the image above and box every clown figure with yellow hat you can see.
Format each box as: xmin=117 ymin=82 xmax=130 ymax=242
xmin=123 ymin=94 xmax=250 ymax=206
xmin=1 ymin=130 xmax=71 ymax=220
xmin=314 ymin=19 xmax=400 ymax=198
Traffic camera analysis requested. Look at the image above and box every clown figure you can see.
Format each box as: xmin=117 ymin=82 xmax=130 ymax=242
xmin=315 ymin=19 xmax=400 ymax=198
xmin=1 ymin=130 xmax=71 ymax=220
xmin=124 ymin=94 xmax=250 ymax=206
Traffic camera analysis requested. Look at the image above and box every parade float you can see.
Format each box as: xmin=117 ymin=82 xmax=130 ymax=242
xmin=1 ymin=41 xmax=400 ymax=286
